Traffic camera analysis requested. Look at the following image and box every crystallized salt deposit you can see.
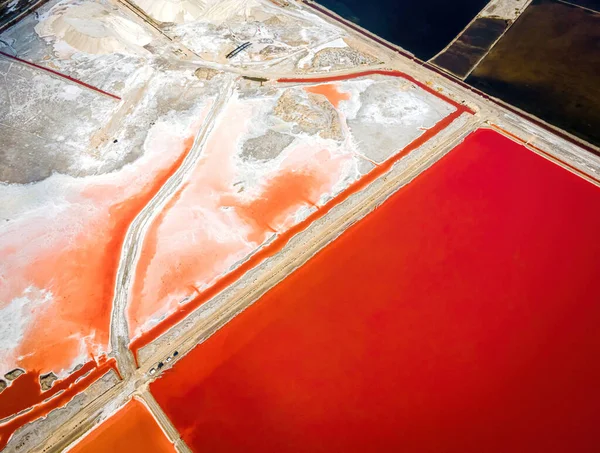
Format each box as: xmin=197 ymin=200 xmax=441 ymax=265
xmin=133 ymin=0 xmax=205 ymax=24
xmin=133 ymin=0 xmax=259 ymax=25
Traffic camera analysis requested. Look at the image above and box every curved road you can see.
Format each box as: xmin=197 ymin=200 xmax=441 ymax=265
xmin=108 ymin=75 xmax=235 ymax=377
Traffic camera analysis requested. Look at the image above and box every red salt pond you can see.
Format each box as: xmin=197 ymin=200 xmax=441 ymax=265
xmin=68 ymin=399 xmax=175 ymax=453
xmin=151 ymin=128 xmax=600 ymax=452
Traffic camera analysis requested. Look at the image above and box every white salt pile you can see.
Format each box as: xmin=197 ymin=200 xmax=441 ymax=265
xmin=36 ymin=1 xmax=152 ymax=56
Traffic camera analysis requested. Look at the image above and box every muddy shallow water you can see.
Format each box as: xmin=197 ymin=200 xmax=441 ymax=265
xmin=432 ymin=17 xmax=508 ymax=79
xmin=467 ymin=0 xmax=600 ymax=147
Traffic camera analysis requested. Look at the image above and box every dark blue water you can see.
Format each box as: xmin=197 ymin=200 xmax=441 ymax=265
xmin=315 ymin=0 xmax=490 ymax=60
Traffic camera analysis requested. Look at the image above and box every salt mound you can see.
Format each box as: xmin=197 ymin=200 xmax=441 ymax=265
xmin=133 ymin=0 xmax=206 ymax=24
xmin=36 ymin=2 xmax=152 ymax=56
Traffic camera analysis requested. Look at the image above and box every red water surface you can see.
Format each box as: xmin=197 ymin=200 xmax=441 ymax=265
xmin=151 ymin=129 xmax=600 ymax=453
xmin=304 ymin=83 xmax=350 ymax=107
xmin=69 ymin=399 xmax=175 ymax=453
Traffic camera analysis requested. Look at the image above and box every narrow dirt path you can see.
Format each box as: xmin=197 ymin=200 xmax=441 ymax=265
xmin=108 ymin=75 xmax=236 ymax=377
